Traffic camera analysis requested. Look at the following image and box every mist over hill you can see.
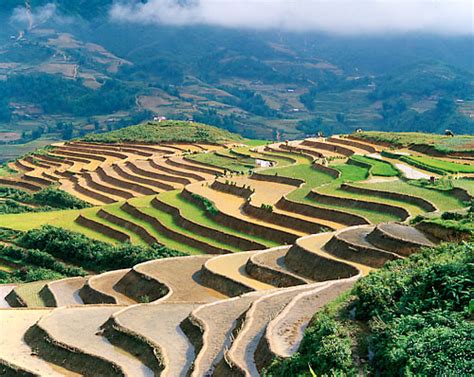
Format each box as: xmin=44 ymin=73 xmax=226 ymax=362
xmin=0 ymin=1 xmax=473 ymax=159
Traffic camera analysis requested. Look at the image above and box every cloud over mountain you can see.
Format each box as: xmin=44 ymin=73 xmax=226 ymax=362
xmin=110 ymin=0 xmax=473 ymax=35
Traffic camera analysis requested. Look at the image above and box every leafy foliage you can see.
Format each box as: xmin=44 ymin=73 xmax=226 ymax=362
xmin=268 ymin=241 xmax=473 ymax=376
xmin=17 ymin=225 xmax=184 ymax=272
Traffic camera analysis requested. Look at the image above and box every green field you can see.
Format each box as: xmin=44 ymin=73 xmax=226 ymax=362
xmin=350 ymin=155 xmax=399 ymax=177
xmin=402 ymin=155 xmax=474 ymax=174
xmin=352 ymin=131 xmax=474 ymax=153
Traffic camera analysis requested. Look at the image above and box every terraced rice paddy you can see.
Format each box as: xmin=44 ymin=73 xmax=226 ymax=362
xmin=0 ymin=133 xmax=472 ymax=376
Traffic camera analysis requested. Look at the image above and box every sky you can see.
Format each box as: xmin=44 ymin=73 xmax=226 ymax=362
xmin=109 ymin=0 xmax=474 ymax=35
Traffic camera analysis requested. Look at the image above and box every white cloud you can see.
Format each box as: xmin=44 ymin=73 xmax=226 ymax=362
xmin=109 ymin=0 xmax=474 ymax=35
xmin=11 ymin=3 xmax=57 ymax=28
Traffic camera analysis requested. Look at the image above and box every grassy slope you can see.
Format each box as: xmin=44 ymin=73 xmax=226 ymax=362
xmin=402 ymin=155 xmax=474 ymax=174
xmin=350 ymin=155 xmax=399 ymax=176
xmin=351 ymin=131 xmax=474 ymax=153
xmin=353 ymin=180 xmax=465 ymax=212
xmin=82 ymin=120 xmax=243 ymax=144
xmin=0 ymin=207 xmax=116 ymax=244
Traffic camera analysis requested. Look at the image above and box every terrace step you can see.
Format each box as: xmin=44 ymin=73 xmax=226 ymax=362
xmin=96 ymin=166 xmax=160 ymax=196
xmin=328 ymin=136 xmax=378 ymax=153
xmin=285 ymin=232 xmax=371 ymax=281
xmin=324 ymin=225 xmax=402 ymax=268
xmin=186 ymin=183 xmax=301 ymax=244
xmin=221 ymin=284 xmax=326 ymax=376
xmin=262 ymin=279 xmax=357 ymax=366
xmin=245 ymin=246 xmax=311 ymax=287
xmin=185 ymin=291 xmax=266 ymax=377
xmin=83 ymin=171 xmax=135 ymax=200
xmin=167 ymin=156 xmax=222 ymax=177
xmin=149 ymin=158 xmax=209 ymax=181
xmin=42 ymin=277 xmax=86 ymax=307
xmin=106 ymin=303 xmax=198 ymax=377
xmin=28 ymin=305 xmax=152 ymax=376
xmin=115 ymin=255 xmax=227 ymax=304
xmin=152 ymin=195 xmax=266 ymax=251
xmin=0 ymin=284 xmax=16 ymax=308
xmin=80 ymin=269 xmax=137 ymax=305
xmin=0 ymin=309 xmax=78 ymax=376
xmin=113 ymin=163 xmax=180 ymax=190
xmin=6 ymin=281 xmax=49 ymax=308
xmin=367 ymin=222 xmax=437 ymax=256
xmin=201 ymin=251 xmax=277 ymax=297
xmin=129 ymin=159 xmax=192 ymax=185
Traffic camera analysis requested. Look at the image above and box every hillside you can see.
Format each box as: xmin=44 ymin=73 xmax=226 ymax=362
xmin=351 ymin=131 xmax=474 ymax=155
xmin=0 ymin=4 xmax=473 ymax=161
xmin=82 ymin=120 xmax=244 ymax=144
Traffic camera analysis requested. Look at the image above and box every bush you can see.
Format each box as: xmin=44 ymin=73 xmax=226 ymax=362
xmin=17 ymin=225 xmax=184 ymax=272
xmin=33 ymin=187 xmax=91 ymax=209
xmin=265 ymin=313 xmax=356 ymax=377
xmin=190 ymin=193 xmax=219 ymax=216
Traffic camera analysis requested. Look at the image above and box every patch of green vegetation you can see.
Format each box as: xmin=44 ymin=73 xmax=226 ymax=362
xmin=401 ymin=155 xmax=474 ymax=174
xmin=103 ymin=202 xmax=203 ymax=254
xmin=159 ymin=190 xmax=277 ymax=248
xmin=17 ymin=225 xmax=183 ymax=273
xmin=83 ymin=120 xmax=243 ymax=144
xmin=453 ymin=178 xmax=474 ymax=196
xmin=352 ymin=131 xmax=474 ymax=154
xmin=242 ymin=139 xmax=269 ymax=147
xmin=267 ymin=241 xmax=473 ymax=376
xmin=0 ymin=186 xmax=91 ymax=214
xmin=0 ymin=163 xmax=16 ymax=177
xmin=355 ymin=179 xmax=465 ymax=212
xmin=129 ymin=195 xmax=241 ymax=253
xmin=187 ymin=152 xmax=255 ymax=173
xmin=350 ymin=155 xmax=399 ymax=177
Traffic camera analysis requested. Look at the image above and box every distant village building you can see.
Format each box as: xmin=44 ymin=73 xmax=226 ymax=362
xmin=153 ymin=116 xmax=167 ymax=122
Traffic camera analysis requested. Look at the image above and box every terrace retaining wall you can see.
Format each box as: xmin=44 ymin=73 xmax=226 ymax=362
xmin=301 ymin=140 xmax=354 ymax=156
xmin=182 ymin=188 xmax=297 ymax=244
xmin=121 ymin=202 xmax=230 ymax=254
xmin=276 ymin=196 xmax=369 ymax=226
xmin=151 ymin=197 xmax=264 ymax=250
xmin=328 ymin=137 xmax=377 ymax=153
xmin=341 ymin=183 xmax=437 ymax=212
xmin=129 ymin=160 xmax=190 ymax=185
xmin=250 ymin=172 xmax=304 ymax=187
xmin=96 ymin=209 xmax=159 ymax=245
xmin=96 ymin=167 xmax=156 ymax=196
xmin=307 ymin=189 xmax=410 ymax=220
xmin=75 ymin=214 xmax=131 ymax=243
xmin=285 ymin=242 xmax=359 ymax=281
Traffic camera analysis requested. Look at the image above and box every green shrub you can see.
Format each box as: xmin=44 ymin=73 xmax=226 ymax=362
xmin=371 ymin=311 xmax=473 ymax=376
xmin=17 ymin=225 xmax=183 ymax=272
xmin=264 ymin=313 xmax=356 ymax=377
xmin=190 ymin=193 xmax=219 ymax=216
xmin=32 ymin=187 xmax=91 ymax=209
